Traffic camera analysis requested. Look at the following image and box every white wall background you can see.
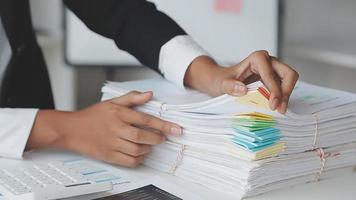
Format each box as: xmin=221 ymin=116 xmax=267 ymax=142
xmin=282 ymin=0 xmax=356 ymax=93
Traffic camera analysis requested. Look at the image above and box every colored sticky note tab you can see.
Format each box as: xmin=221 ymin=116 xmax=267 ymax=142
xmin=234 ymin=127 xmax=281 ymax=139
xmin=233 ymin=117 xmax=274 ymax=125
xmin=233 ymin=121 xmax=275 ymax=130
xmin=232 ymin=138 xmax=278 ymax=152
xmin=236 ymin=90 xmax=270 ymax=109
xmin=252 ymin=127 xmax=281 ymax=136
xmin=254 ymin=143 xmax=285 ymax=160
xmin=247 ymin=112 xmax=273 ymax=120
xmin=233 ymin=122 xmax=272 ymax=129
xmin=258 ymin=87 xmax=270 ymax=100
xmin=233 ymin=133 xmax=257 ymax=142
xmin=234 ymin=132 xmax=281 ymax=143
xmin=235 ymin=112 xmax=274 ymax=121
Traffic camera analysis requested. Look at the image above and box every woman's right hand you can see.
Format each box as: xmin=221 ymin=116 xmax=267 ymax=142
xmin=27 ymin=91 xmax=182 ymax=167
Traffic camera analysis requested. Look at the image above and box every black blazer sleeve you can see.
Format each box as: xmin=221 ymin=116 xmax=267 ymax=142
xmin=63 ymin=0 xmax=186 ymax=70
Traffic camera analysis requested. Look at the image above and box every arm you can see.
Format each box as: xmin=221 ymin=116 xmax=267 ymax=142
xmin=63 ymin=0 xmax=186 ymax=70
xmin=63 ymin=0 xmax=299 ymax=113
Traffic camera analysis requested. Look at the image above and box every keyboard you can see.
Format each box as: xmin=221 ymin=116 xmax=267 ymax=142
xmin=0 ymin=162 xmax=113 ymax=200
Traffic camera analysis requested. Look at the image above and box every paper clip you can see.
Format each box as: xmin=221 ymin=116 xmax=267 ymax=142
xmin=158 ymin=102 xmax=167 ymax=117
xmin=312 ymin=114 xmax=320 ymax=150
xmin=170 ymin=144 xmax=186 ymax=174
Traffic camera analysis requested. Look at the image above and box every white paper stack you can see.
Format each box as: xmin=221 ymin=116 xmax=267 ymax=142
xmin=101 ymin=78 xmax=356 ymax=199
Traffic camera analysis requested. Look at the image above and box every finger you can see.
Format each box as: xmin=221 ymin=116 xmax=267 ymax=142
xmin=110 ymin=91 xmax=153 ymax=107
xmin=231 ymin=62 xmax=260 ymax=86
xmin=117 ymin=106 xmax=182 ymax=136
xmin=221 ymin=79 xmax=247 ymax=96
xmin=249 ymin=51 xmax=282 ymax=110
xmin=232 ymin=61 xmax=255 ymax=82
xmin=271 ymin=58 xmax=299 ymax=113
xmin=113 ymin=138 xmax=151 ymax=156
xmin=119 ymin=125 xmax=166 ymax=145
xmin=217 ymin=62 xmax=252 ymax=96
xmin=105 ymin=151 xmax=145 ymax=167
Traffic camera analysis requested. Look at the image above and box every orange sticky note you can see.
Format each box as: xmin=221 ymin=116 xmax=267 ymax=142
xmin=258 ymin=87 xmax=270 ymax=100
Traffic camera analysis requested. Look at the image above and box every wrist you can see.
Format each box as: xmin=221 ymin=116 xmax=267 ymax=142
xmin=184 ymin=56 xmax=225 ymax=96
xmin=27 ymin=110 xmax=73 ymax=151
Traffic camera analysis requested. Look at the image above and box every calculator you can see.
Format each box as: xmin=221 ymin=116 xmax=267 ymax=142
xmin=0 ymin=162 xmax=113 ymax=200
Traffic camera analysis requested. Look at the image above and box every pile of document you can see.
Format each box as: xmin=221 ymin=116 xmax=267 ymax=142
xmin=101 ymin=78 xmax=356 ymax=199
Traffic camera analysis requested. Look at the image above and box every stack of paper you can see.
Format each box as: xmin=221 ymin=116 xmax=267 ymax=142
xmin=101 ymin=78 xmax=356 ymax=199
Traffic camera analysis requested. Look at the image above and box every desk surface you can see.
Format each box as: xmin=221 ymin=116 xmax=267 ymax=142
xmin=1 ymin=150 xmax=355 ymax=200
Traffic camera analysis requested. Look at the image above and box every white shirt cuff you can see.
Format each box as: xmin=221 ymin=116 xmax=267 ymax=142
xmin=159 ymin=35 xmax=210 ymax=89
xmin=0 ymin=108 xmax=39 ymax=159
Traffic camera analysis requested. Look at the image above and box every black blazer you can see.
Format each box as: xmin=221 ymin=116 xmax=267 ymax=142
xmin=0 ymin=0 xmax=185 ymax=109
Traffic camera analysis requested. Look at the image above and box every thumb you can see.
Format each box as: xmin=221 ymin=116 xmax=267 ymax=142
xmin=221 ymin=79 xmax=247 ymax=97
xmin=110 ymin=91 xmax=153 ymax=107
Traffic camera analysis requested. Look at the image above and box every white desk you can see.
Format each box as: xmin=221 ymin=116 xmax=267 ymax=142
xmin=1 ymin=149 xmax=356 ymax=200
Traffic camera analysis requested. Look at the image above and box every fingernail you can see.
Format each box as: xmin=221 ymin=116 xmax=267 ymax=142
xmin=234 ymin=84 xmax=246 ymax=95
xmin=170 ymin=126 xmax=182 ymax=136
xmin=161 ymin=136 xmax=167 ymax=143
xmin=142 ymin=91 xmax=152 ymax=95
xmin=270 ymin=98 xmax=279 ymax=110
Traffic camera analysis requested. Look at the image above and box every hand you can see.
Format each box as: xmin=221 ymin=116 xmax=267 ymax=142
xmin=184 ymin=51 xmax=299 ymax=114
xmin=27 ymin=91 xmax=182 ymax=167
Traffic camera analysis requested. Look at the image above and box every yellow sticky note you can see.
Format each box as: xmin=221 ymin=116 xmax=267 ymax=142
xmin=254 ymin=143 xmax=285 ymax=160
xmin=248 ymin=112 xmax=274 ymax=120
xmin=236 ymin=91 xmax=270 ymax=109
xmin=235 ymin=112 xmax=274 ymax=121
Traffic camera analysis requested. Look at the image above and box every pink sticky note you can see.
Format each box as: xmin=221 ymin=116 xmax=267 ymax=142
xmin=214 ymin=0 xmax=243 ymax=13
